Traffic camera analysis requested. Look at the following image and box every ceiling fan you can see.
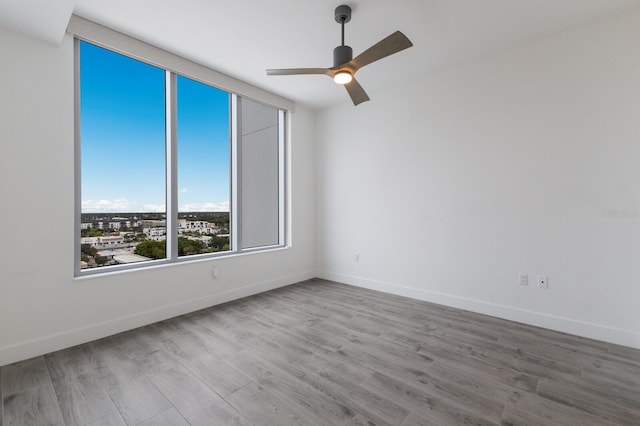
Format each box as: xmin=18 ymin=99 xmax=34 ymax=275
xmin=266 ymin=5 xmax=413 ymax=106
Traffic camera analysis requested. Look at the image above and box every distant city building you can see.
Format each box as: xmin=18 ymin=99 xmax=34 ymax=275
xmin=178 ymin=219 xmax=219 ymax=234
xmin=81 ymin=216 xmax=141 ymax=231
xmin=143 ymin=227 xmax=166 ymax=241
xmin=184 ymin=235 xmax=213 ymax=244
xmin=81 ymin=235 xmax=126 ymax=246
xmin=141 ymin=219 xmax=166 ymax=228
xmin=113 ymin=253 xmax=151 ymax=264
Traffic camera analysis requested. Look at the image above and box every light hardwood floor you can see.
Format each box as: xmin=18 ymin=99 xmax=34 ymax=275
xmin=2 ymin=279 xmax=639 ymax=425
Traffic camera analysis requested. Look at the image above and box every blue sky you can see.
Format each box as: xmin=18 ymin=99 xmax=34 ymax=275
xmin=80 ymin=41 xmax=230 ymax=213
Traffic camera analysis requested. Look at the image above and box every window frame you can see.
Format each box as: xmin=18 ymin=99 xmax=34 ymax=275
xmin=71 ymin=17 xmax=291 ymax=277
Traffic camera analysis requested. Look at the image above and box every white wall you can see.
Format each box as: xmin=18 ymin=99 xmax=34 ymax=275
xmin=0 ymin=28 xmax=316 ymax=366
xmin=316 ymin=9 xmax=640 ymax=348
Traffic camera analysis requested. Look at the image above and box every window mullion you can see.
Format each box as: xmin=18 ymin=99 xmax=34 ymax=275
xmin=166 ymin=71 xmax=178 ymax=260
xmin=278 ymin=110 xmax=286 ymax=246
xmin=74 ymin=38 xmax=82 ymax=276
xmin=231 ymin=94 xmax=240 ymax=252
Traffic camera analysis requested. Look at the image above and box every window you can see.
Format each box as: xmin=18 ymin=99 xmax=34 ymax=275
xmin=176 ymin=75 xmax=231 ymax=258
xmin=75 ymin=36 xmax=287 ymax=275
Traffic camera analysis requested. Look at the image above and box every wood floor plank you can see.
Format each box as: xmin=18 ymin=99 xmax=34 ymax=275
xmin=51 ymin=371 xmax=117 ymax=426
xmin=247 ymin=299 xmax=317 ymax=329
xmin=1 ymin=356 xmax=50 ymax=396
xmin=223 ymin=349 xmax=356 ymax=426
xmin=270 ymin=314 xmax=433 ymax=383
xmin=128 ymin=349 xmax=178 ymax=378
xmin=608 ymin=342 xmax=640 ymax=361
xmin=44 ymin=346 xmax=93 ymax=380
xmin=427 ymin=360 xmax=527 ymax=405
xmin=86 ymin=411 xmax=127 ymax=426
xmin=290 ymin=290 xmax=414 ymax=335
xmin=556 ymin=368 xmax=640 ymax=413
xmin=581 ymin=356 xmax=640 ymax=392
xmin=179 ymin=353 xmax=251 ymax=398
xmin=446 ymin=330 xmax=582 ymax=382
xmin=95 ymin=363 xmax=171 ymax=425
xmin=526 ymin=327 xmax=610 ymax=354
xmin=152 ymin=320 xmax=224 ymax=362
xmin=502 ymin=392 xmax=614 ymax=426
xmin=263 ymin=329 xmax=372 ymax=385
xmin=150 ymin=365 xmax=251 ymax=426
xmin=281 ymin=291 xmax=359 ymax=323
xmin=226 ymin=382 xmax=312 ymax=426
xmin=537 ymin=377 xmax=640 ymax=424
xmin=501 ymin=404 xmax=580 ymax=426
xmin=111 ymin=327 xmax=165 ymax=360
xmin=419 ymin=345 xmax=539 ymax=393
xmin=275 ymin=357 xmax=410 ymax=426
xmin=167 ymin=316 xmax=243 ymax=358
xmin=499 ymin=332 xmax=632 ymax=370
xmin=327 ymin=342 xmax=434 ymax=388
xmin=191 ymin=311 xmax=253 ymax=344
xmin=340 ymin=412 xmax=377 ymax=426
xmin=401 ymin=409 xmax=498 ymax=426
xmin=85 ymin=335 xmax=174 ymax=380
xmin=181 ymin=319 xmax=244 ymax=358
xmin=365 ymin=369 xmax=503 ymax=424
xmin=80 ymin=338 xmax=126 ymax=371
xmin=137 ymin=407 xmax=190 ymax=426
xmin=3 ymin=381 xmax=64 ymax=426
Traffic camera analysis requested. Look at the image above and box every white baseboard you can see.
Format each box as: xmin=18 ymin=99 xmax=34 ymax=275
xmin=0 ymin=271 xmax=314 ymax=366
xmin=317 ymin=270 xmax=640 ymax=350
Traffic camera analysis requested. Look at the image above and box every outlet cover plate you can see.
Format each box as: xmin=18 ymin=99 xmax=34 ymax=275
xmin=538 ymin=276 xmax=549 ymax=289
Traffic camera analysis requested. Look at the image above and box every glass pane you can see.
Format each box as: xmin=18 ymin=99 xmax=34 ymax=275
xmin=79 ymin=41 xmax=166 ymax=269
xmin=177 ymin=75 xmax=230 ymax=257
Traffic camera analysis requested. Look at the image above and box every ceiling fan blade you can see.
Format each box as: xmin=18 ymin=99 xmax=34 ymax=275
xmin=344 ymin=78 xmax=370 ymax=106
xmin=266 ymin=68 xmax=331 ymax=76
xmin=352 ymin=31 xmax=413 ymax=70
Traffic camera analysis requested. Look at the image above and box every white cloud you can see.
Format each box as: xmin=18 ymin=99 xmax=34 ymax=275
xmin=180 ymin=188 xmax=189 ymax=193
xmin=82 ymin=199 xmax=131 ymax=213
xmin=143 ymin=203 xmax=166 ymax=213
xmin=180 ymin=201 xmax=230 ymax=212
xmin=82 ymin=199 xmax=227 ymax=213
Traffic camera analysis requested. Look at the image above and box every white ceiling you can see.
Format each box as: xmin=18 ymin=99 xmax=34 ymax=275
xmin=3 ymin=0 xmax=640 ymax=109
xmin=0 ymin=0 xmax=73 ymax=43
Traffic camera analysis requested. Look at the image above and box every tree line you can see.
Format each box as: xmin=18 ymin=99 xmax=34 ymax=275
xmin=134 ymin=236 xmax=230 ymax=259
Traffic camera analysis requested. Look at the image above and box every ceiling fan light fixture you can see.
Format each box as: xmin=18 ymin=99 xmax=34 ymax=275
xmin=333 ymin=71 xmax=353 ymax=85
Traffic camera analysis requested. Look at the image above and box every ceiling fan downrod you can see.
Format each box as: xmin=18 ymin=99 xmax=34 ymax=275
xmin=333 ymin=5 xmax=353 ymax=67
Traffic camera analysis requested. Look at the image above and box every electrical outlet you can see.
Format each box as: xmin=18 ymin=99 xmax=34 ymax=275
xmin=537 ymin=276 xmax=548 ymax=289
xmin=211 ymin=265 xmax=219 ymax=279
xmin=354 ymin=252 xmax=360 ymax=262
xmin=519 ymin=274 xmax=528 ymax=286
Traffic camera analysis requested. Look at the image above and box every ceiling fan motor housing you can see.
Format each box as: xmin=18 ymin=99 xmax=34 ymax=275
xmin=333 ymin=45 xmax=353 ymax=67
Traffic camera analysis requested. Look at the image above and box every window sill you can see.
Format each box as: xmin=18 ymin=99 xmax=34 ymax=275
xmin=74 ymin=244 xmax=291 ymax=280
